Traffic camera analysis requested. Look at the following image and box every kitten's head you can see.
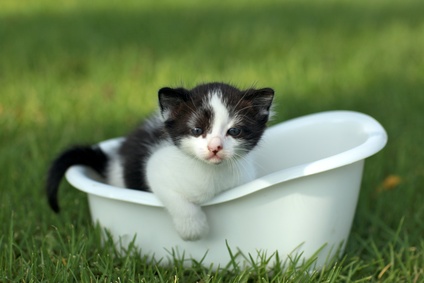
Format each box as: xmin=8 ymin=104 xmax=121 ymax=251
xmin=158 ymin=82 xmax=274 ymax=164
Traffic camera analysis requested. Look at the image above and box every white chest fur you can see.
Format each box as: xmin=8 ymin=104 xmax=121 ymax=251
xmin=145 ymin=143 xmax=256 ymax=241
xmin=146 ymin=144 xmax=256 ymax=204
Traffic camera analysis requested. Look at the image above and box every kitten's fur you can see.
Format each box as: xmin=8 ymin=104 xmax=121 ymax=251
xmin=47 ymin=82 xmax=274 ymax=241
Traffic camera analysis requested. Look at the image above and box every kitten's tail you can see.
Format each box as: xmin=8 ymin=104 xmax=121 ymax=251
xmin=46 ymin=145 xmax=108 ymax=213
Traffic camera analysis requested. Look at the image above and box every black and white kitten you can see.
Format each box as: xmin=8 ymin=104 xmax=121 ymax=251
xmin=47 ymin=82 xmax=274 ymax=241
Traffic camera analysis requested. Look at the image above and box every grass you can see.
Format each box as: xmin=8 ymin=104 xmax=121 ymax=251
xmin=1 ymin=0 xmax=423 ymax=281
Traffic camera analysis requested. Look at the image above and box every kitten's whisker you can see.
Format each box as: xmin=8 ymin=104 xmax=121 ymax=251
xmin=233 ymin=90 xmax=250 ymax=111
xmin=228 ymin=158 xmax=242 ymax=184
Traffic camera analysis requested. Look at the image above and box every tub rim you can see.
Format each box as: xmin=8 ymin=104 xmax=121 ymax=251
xmin=65 ymin=110 xmax=387 ymax=207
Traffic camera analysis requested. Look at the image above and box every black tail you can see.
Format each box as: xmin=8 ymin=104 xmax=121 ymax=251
xmin=46 ymin=145 xmax=108 ymax=213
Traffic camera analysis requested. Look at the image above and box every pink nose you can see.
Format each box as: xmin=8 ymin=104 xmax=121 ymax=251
xmin=208 ymin=137 xmax=223 ymax=154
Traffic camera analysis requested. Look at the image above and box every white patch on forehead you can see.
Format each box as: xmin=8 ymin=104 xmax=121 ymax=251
xmin=208 ymin=90 xmax=231 ymax=136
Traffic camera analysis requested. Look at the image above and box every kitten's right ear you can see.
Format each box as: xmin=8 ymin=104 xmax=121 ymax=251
xmin=158 ymin=87 xmax=190 ymax=117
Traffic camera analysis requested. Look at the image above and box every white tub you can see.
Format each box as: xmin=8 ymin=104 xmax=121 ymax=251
xmin=66 ymin=111 xmax=387 ymax=269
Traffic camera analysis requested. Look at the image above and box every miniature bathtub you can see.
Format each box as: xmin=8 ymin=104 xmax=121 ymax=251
xmin=66 ymin=110 xmax=387 ymax=269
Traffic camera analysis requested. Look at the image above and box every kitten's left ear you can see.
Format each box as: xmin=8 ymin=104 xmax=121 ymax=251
xmin=246 ymin=88 xmax=274 ymax=116
xmin=158 ymin=87 xmax=190 ymax=117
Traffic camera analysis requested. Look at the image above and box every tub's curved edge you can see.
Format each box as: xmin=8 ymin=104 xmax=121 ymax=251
xmin=301 ymin=110 xmax=388 ymax=175
xmin=65 ymin=166 xmax=164 ymax=207
xmin=66 ymin=110 xmax=388 ymax=207
xmin=303 ymin=131 xmax=387 ymax=176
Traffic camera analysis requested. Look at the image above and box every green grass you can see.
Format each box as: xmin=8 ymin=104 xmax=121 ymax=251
xmin=1 ymin=0 xmax=423 ymax=281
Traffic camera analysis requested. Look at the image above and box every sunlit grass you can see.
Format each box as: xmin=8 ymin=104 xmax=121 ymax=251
xmin=1 ymin=0 xmax=423 ymax=281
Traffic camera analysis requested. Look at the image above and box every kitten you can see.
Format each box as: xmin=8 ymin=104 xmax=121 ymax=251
xmin=46 ymin=82 xmax=274 ymax=241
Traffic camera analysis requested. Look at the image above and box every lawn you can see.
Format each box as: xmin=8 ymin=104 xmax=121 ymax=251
xmin=1 ymin=0 xmax=423 ymax=281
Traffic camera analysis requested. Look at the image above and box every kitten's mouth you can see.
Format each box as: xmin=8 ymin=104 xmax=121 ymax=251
xmin=206 ymin=155 xmax=224 ymax=164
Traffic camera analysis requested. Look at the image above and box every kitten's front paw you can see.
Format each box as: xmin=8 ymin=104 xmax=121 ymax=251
xmin=173 ymin=210 xmax=209 ymax=241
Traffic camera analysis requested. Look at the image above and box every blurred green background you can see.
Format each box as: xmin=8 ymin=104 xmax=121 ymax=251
xmin=1 ymin=0 xmax=423 ymax=281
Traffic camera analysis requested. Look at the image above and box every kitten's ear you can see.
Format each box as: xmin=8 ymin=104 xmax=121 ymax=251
xmin=245 ymin=88 xmax=274 ymax=116
xmin=158 ymin=87 xmax=190 ymax=116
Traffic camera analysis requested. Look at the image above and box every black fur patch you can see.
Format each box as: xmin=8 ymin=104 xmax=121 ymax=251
xmin=119 ymin=119 xmax=165 ymax=190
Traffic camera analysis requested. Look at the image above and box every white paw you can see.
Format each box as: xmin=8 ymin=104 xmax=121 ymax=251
xmin=173 ymin=209 xmax=209 ymax=241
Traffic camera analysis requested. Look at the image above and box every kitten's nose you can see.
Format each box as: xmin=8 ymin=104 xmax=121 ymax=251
xmin=208 ymin=137 xmax=223 ymax=154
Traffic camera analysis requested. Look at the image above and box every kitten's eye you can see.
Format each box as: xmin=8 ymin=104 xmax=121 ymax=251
xmin=227 ymin=127 xmax=242 ymax=137
xmin=191 ymin=127 xmax=203 ymax=137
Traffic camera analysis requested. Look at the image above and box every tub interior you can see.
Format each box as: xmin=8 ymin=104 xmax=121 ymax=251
xmin=254 ymin=120 xmax=367 ymax=178
xmin=70 ymin=111 xmax=386 ymax=206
